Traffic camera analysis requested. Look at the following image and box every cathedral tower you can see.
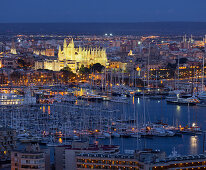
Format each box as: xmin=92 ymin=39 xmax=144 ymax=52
xmin=10 ymin=40 xmax=17 ymax=54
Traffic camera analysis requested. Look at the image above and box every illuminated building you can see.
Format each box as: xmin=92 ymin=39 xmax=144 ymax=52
xmin=33 ymin=49 xmax=55 ymax=56
xmin=0 ymin=126 xmax=16 ymax=161
xmin=35 ymin=39 xmax=107 ymax=73
xmin=0 ymin=93 xmax=24 ymax=105
xmin=109 ymin=61 xmax=128 ymax=71
xmin=54 ymin=141 xmax=119 ymax=170
xmin=0 ymin=89 xmax=36 ymax=105
xmin=10 ymin=41 xmax=17 ymax=55
xmin=0 ymin=42 xmax=5 ymax=52
xmin=0 ymin=57 xmax=18 ymax=69
xmin=181 ymin=35 xmax=194 ymax=49
xmin=76 ymin=150 xmax=206 ymax=170
xmin=128 ymin=50 xmax=133 ymax=56
xmin=11 ymin=142 xmax=50 ymax=170
xmin=35 ymin=59 xmax=61 ymax=71
xmin=59 ymin=39 xmax=107 ymax=66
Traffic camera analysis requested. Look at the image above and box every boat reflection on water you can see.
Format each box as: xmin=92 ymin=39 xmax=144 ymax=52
xmin=176 ymin=105 xmax=181 ymax=112
xmin=190 ymin=136 xmax=198 ymax=155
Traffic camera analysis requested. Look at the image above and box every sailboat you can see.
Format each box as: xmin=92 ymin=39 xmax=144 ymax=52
xmin=198 ymin=41 xmax=206 ymax=101
xmin=179 ymin=104 xmax=202 ymax=135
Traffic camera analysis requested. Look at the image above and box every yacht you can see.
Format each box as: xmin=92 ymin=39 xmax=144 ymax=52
xmin=111 ymin=132 xmax=120 ymax=138
xmin=103 ymin=132 xmax=111 ymax=138
xmin=197 ymin=91 xmax=206 ymax=100
xmin=0 ymin=93 xmax=24 ymax=105
xmin=139 ymin=124 xmax=175 ymax=137
xmin=179 ymin=123 xmax=202 ymax=135
xmin=166 ymin=96 xmax=200 ymax=105
xmin=197 ymin=101 xmax=206 ymax=107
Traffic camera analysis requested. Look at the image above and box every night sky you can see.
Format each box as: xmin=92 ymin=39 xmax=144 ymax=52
xmin=1 ymin=0 xmax=206 ymax=23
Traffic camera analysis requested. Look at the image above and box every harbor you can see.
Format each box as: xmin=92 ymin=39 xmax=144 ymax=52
xmin=0 ymin=85 xmax=205 ymax=157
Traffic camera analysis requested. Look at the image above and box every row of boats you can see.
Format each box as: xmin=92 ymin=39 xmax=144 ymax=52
xmin=0 ymin=84 xmax=205 ymax=106
xmin=0 ymin=85 xmax=204 ymax=148
xmin=96 ymin=123 xmax=202 ymax=139
xmin=15 ymin=121 xmax=202 ymax=146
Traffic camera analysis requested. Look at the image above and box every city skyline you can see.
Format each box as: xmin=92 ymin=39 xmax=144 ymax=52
xmin=1 ymin=1 xmax=206 ymax=169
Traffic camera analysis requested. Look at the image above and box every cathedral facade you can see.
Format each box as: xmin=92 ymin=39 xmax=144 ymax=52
xmin=58 ymin=39 xmax=107 ymax=67
xmin=35 ymin=39 xmax=108 ymax=73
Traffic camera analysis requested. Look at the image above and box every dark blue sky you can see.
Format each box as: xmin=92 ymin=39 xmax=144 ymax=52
xmin=1 ymin=0 xmax=206 ymax=22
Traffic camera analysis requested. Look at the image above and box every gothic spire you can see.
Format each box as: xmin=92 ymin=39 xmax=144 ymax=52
xmin=63 ymin=39 xmax=67 ymax=48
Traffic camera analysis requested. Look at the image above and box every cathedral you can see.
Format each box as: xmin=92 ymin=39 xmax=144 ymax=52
xmin=10 ymin=41 xmax=17 ymax=54
xmin=35 ymin=39 xmax=108 ymax=73
xmin=58 ymin=39 xmax=107 ymax=67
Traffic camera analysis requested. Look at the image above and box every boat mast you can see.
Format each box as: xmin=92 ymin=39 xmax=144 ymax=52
xmin=135 ymin=70 xmax=137 ymax=87
xmin=177 ymin=55 xmax=180 ymax=90
xmin=122 ymin=72 xmax=124 ymax=85
xmin=133 ymin=96 xmax=136 ymax=128
xmin=202 ymin=36 xmax=205 ymax=92
xmin=136 ymin=100 xmax=139 ymax=150
xmin=101 ymin=72 xmax=104 ymax=93
xmin=156 ymin=71 xmax=158 ymax=93
xmin=195 ymin=68 xmax=198 ymax=95
xmin=104 ymin=68 xmax=107 ymax=92
xmin=110 ymin=70 xmax=112 ymax=93
xmin=188 ymin=103 xmax=190 ymax=127
xmin=65 ymin=122 xmax=66 ymax=144
xmin=118 ymin=70 xmax=121 ymax=85
xmin=143 ymin=71 xmax=146 ymax=126
xmin=147 ymin=43 xmax=150 ymax=89
xmin=191 ymin=64 xmax=194 ymax=96
xmin=203 ymin=131 xmax=206 ymax=153
xmin=114 ymin=70 xmax=116 ymax=86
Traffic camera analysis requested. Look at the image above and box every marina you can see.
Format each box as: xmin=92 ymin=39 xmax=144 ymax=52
xmin=0 ymin=85 xmax=205 ymax=156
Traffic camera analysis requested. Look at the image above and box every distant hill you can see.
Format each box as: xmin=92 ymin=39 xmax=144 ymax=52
xmin=0 ymin=22 xmax=206 ymax=35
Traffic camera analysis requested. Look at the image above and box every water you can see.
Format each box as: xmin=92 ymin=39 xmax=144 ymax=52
xmin=91 ymin=97 xmax=206 ymax=156
xmin=11 ymin=95 xmax=206 ymax=157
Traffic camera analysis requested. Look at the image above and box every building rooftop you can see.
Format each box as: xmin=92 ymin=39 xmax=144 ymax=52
xmin=57 ymin=144 xmax=119 ymax=152
xmin=76 ymin=151 xmax=206 ymax=165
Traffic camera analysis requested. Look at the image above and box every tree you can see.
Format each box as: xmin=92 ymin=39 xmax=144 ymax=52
xmin=60 ymin=66 xmax=72 ymax=72
xmin=79 ymin=65 xmax=90 ymax=75
xmin=17 ymin=58 xmax=32 ymax=69
xmin=17 ymin=59 xmax=26 ymax=67
xmin=178 ymin=58 xmax=188 ymax=64
xmin=167 ymin=63 xmax=177 ymax=70
xmin=60 ymin=66 xmax=75 ymax=83
xmin=10 ymin=71 xmax=21 ymax=85
xmin=89 ymin=63 xmax=105 ymax=73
